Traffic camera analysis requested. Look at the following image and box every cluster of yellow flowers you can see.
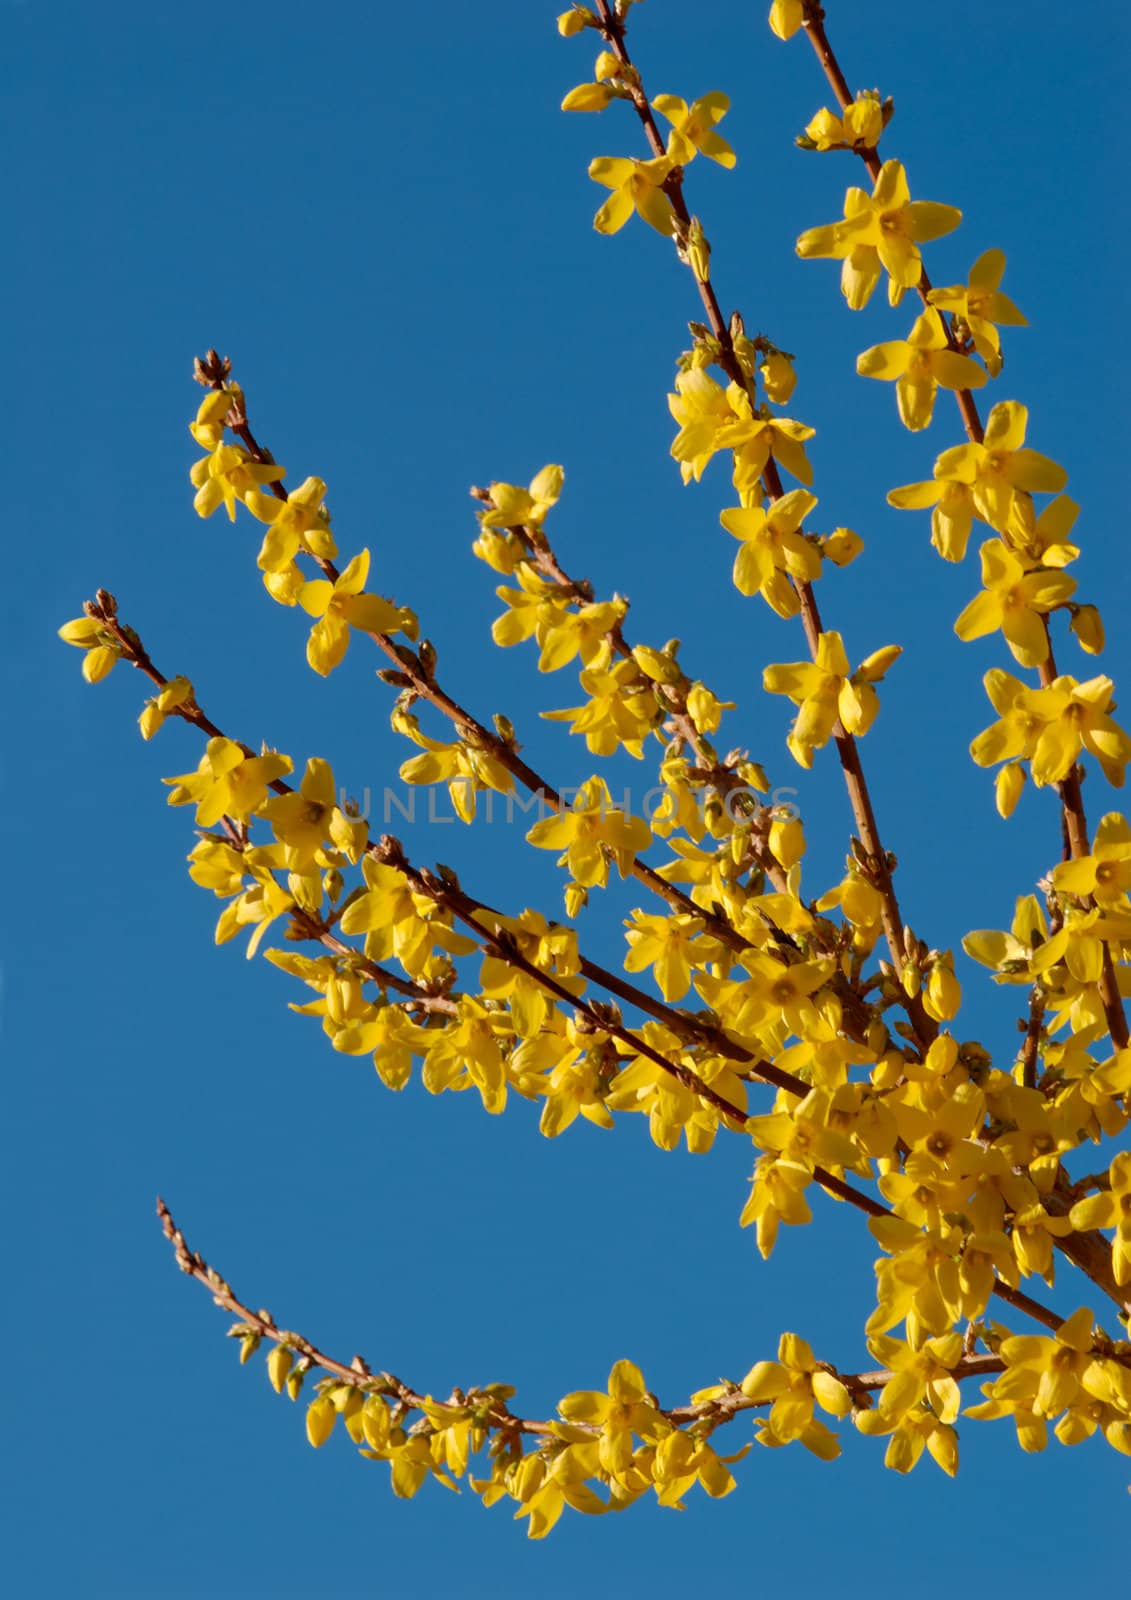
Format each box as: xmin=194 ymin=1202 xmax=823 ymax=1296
xmin=62 ymin=0 xmax=1131 ymax=1536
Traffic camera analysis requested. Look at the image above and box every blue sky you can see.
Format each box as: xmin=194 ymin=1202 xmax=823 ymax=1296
xmin=5 ymin=0 xmax=1130 ymax=1593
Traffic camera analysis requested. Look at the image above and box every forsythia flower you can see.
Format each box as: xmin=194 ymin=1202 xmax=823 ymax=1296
xmin=557 ymin=1360 xmax=667 ymax=1480
xmin=1069 ymin=1154 xmax=1131 ymax=1285
xmin=588 ymin=155 xmax=675 ymax=235
xmin=246 ymin=475 xmax=337 ymax=572
xmin=804 ymin=95 xmax=884 ymax=152
xmin=928 ymin=248 xmax=1027 ymax=377
xmin=717 ymin=383 xmax=815 ymax=492
xmin=763 ymin=632 xmax=902 ymax=768
xmin=721 ymin=487 xmax=820 ymax=615
xmin=139 ymin=675 xmax=194 ymax=739
xmin=623 ymin=911 xmax=725 ymax=1002
xmin=1050 ymin=812 xmax=1131 ymax=907
xmin=261 ymin=757 xmax=367 ymax=868
xmin=526 ymin=776 xmax=653 ymax=888
xmin=492 ymin=566 xmax=626 ymax=671
xmin=768 ymin=0 xmax=804 ymax=40
xmin=190 ymin=442 xmax=285 ymax=522
xmin=796 ymin=160 xmax=961 ymax=308
xmin=478 ymin=465 xmax=564 ymax=530
xmin=970 ymin=668 xmax=1131 ymax=789
xmin=652 ymin=92 xmax=736 ymax=167
xmin=58 ymin=616 xmax=121 ymax=683
xmin=888 ymin=401 xmax=1068 ymax=558
xmin=297 ymin=550 xmax=407 ymax=676
xmin=741 ymin=1333 xmax=852 ymax=1450
xmin=541 ymin=658 xmax=660 ymax=757
xmin=395 ymin=711 xmax=515 ymax=823
xmin=856 ymin=308 xmax=986 ymax=431
xmin=165 ymin=737 xmax=293 ymax=827
xmin=953 ymin=539 xmax=1076 ymax=667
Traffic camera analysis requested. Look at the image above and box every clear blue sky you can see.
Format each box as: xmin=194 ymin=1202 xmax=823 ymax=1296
xmin=5 ymin=0 xmax=1129 ymax=1593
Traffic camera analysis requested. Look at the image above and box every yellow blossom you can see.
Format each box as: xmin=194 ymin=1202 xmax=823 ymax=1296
xmin=588 ymin=155 xmax=675 ymax=235
xmin=297 ymin=550 xmax=408 ymax=676
xmin=953 ymin=539 xmax=1076 ymax=667
xmin=928 ymin=248 xmax=1027 ymax=376
xmin=970 ymin=667 xmax=1131 ymax=789
xmin=479 ymin=465 xmax=564 ymax=529
xmin=1050 ymin=812 xmax=1131 ymax=907
xmin=889 ymin=401 xmax=1067 ymax=556
xmin=261 ymin=757 xmax=367 ymax=868
xmin=721 ymin=487 xmax=820 ymax=615
xmin=652 ymin=92 xmax=736 ymax=167
xmin=164 ymin=737 xmax=292 ymax=827
xmin=763 ymin=631 xmax=901 ymax=768
xmin=246 ymin=475 xmax=337 ymax=572
xmin=796 ymin=159 xmax=961 ymax=308
xmin=804 ymin=95 xmax=884 ymax=152
xmin=190 ymin=441 xmax=285 ymax=522
xmin=527 ymin=777 xmax=653 ymax=888
xmin=1069 ymin=1153 xmax=1131 ymax=1285
xmin=58 ymin=616 xmax=123 ymax=683
xmin=856 ymin=308 xmax=986 ymax=431
xmin=740 ymin=1333 xmax=852 ymax=1443
xmin=768 ymin=0 xmax=804 ymax=40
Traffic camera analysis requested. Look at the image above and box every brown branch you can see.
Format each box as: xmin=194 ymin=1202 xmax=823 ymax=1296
xmin=193 ymin=358 xmax=762 ymax=960
xmin=591 ymin=4 xmax=935 ymax=1054
xmin=794 ymin=6 xmax=1128 ymax=1055
xmin=158 ymin=1196 xmax=1015 ymax=1441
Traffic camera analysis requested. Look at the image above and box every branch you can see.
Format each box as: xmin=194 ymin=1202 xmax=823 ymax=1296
xmin=592 ymin=0 xmax=937 ymax=1054
xmin=794 ymin=2 xmax=1128 ymax=1055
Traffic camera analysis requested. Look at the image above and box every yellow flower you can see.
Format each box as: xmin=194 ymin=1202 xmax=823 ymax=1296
xmin=478 ymin=465 xmax=564 ymax=529
xmin=623 ymin=911 xmax=725 ymax=1002
xmin=996 ymin=1306 xmax=1098 ymax=1415
xmin=889 ymin=401 xmax=1068 ymax=559
xmin=855 ymin=1403 xmax=959 ymax=1476
xmin=759 ymin=348 xmax=797 ymax=403
xmin=588 ymin=155 xmax=675 ymax=235
xmin=246 ymin=475 xmax=337 ymax=572
xmin=1050 ymin=812 xmax=1131 ymax=907
xmin=953 ymin=539 xmax=1076 ymax=667
xmin=297 ymin=549 xmax=408 ymax=676
xmin=652 ymin=92 xmax=736 ymax=168
xmin=804 ymin=95 xmax=884 ymax=153
xmin=740 ymin=1333 xmax=852 ymax=1443
xmin=526 ymin=777 xmax=653 ymax=888
xmin=339 ymin=858 xmax=473 ymax=976
xmin=739 ymin=1154 xmax=813 ymax=1257
xmin=261 ymin=757 xmax=367 ymax=869
xmin=58 ymin=615 xmax=122 ymax=683
xmin=721 ymin=487 xmax=820 ymax=615
xmin=138 ymin=675 xmax=194 ymax=740
xmin=541 ymin=658 xmax=659 ymax=757
xmin=970 ymin=668 xmax=1131 ymax=789
xmin=928 ymin=248 xmax=1027 ymax=377
xmin=768 ymin=0 xmax=804 ymax=39
xmin=796 ymin=159 xmax=961 ymax=308
xmin=716 ymin=383 xmax=815 ymax=492
xmin=867 ymin=1331 xmax=965 ymax=1423
xmin=557 ymin=1360 xmax=667 ymax=1480
xmin=395 ymin=711 xmax=514 ymax=823
xmin=190 ymin=441 xmax=286 ymax=522
xmin=1069 ymin=1153 xmax=1131 ymax=1286
xmin=491 ymin=568 xmax=625 ymax=671
xmin=763 ymin=631 xmax=901 ymax=768
xmin=164 ymin=737 xmax=293 ymax=827
xmin=420 ymin=996 xmax=515 ymax=1114
xmin=856 ymin=308 xmax=986 ymax=431
xmin=188 ymin=388 xmax=239 ymax=452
